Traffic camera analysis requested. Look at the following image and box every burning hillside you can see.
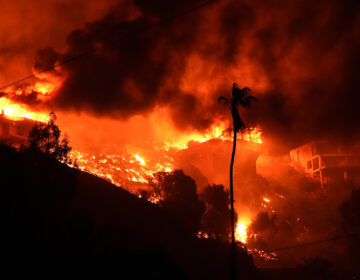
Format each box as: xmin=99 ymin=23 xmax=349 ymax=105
xmin=1 ymin=0 xmax=360 ymax=278
xmin=68 ymin=126 xmax=262 ymax=190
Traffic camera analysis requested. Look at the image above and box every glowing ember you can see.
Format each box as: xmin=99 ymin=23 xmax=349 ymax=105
xmin=248 ymin=248 xmax=278 ymax=261
xmin=69 ymin=150 xmax=173 ymax=190
xmin=263 ymin=197 xmax=270 ymax=203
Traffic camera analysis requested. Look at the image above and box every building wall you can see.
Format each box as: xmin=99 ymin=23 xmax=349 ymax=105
xmin=0 ymin=114 xmax=39 ymax=146
xmin=290 ymin=140 xmax=360 ymax=187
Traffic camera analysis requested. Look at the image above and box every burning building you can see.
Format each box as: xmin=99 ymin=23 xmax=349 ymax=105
xmin=0 ymin=110 xmax=39 ymax=147
xmin=290 ymin=140 xmax=360 ymax=187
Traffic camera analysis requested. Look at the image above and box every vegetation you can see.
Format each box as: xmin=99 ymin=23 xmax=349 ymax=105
xmin=0 ymin=143 xmax=257 ymax=279
xmin=28 ymin=112 xmax=72 ymax=163
xmin=142 ymin=171 xmax=235 ymax=239
xmin=148 ymin=170 xmax=206 ymax=235
xmin=200 ymin=184 xmax=235 ymax=239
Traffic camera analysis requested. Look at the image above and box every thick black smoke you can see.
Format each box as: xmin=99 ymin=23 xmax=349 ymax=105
xmin=32 ymin=0 xmax=360 ymax=148
xmin=34 ymin=0 xmax=216 ymax=131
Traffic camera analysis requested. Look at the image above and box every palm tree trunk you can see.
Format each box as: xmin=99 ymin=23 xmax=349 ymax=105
xmin=230 ymin=129 xmax=237 ymax=280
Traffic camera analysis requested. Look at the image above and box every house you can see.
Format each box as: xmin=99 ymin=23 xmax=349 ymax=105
xmin=290 ymin=140 xmax=360 ymax=187
xmin=0 ymin=110 xmax=40 ymax=147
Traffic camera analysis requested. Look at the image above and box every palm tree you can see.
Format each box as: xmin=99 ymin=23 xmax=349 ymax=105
xmin=218 ymin=83 xmax=257 ymax=280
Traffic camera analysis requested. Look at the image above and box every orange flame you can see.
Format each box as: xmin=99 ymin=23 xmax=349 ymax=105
xmin=69 ymin=151 xmax=174 ymax=190
xmin=235 ymin=217 xmax=251 ymax=244
xmin=0 ymin=97 xmax=48 ymax=122
xmin=164 ymin=121 xmax=262 ymax=150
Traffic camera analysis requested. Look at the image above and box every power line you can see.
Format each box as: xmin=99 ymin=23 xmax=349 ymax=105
xmin=0 ymin=0 xmax=219 ymax=91
xmin=264 ymin=232 xmax=360 ymax=254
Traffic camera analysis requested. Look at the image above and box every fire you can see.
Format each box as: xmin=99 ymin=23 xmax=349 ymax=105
xmin=69 ymin=150 xmax=174 ymax=190
xmin=164 ymin=121 xmax=263 ymax=150
xmin=33 ymin=82 xmax=56 ymax=101
xmin=134 ymin=154 xmax=145 ymax=166
xmin=67 ymin=123 xmax=263 ymax=195
xmin=0 ymin=97 xmax=48 ymax=122
xmin=235 ymin=218 xmax=251 ymax=244
xmin=238 ymin=127 xmax=263 ymax=144
xmin=235 ymin=223 xmax=248 ymax=244
xmin=0 ymin=86 xmax=264 ymax=225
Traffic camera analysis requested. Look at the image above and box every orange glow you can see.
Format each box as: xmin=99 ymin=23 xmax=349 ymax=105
xmin=33 ymin=82 xmax=56 ymax=101
xmin=134 ymin=154 xmax=145 ymax=166
xmin=248 ymin=248 xmax=277 ymax=261
xmin=235 ymin=223 xmax=248 ymax=244
xmin=238 ymin=127 xmax=263 ymax=144
xmin=69 ymin=150 xmax=174 ymax=190
xmin=235 ymin=218 xmax=251 ymax=244
xmin=164 ymin=121 xmax=262 ymax=150
xmin=66 ymin=123 xmax=263 ymax=201
xmin=0 ymin=97 xmax=48 ymax=122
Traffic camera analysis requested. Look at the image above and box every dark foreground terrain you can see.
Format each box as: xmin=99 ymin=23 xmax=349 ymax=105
xmin=0 ymin=144 xmax=257 ymax=279
xmin=0 ymin=144 xmax=346 ymax=279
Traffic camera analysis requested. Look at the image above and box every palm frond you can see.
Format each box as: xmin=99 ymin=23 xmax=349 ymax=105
xmin=240 ymin=95 xmax=258 ymax=107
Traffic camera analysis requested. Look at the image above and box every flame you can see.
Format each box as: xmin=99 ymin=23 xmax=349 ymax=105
xmin=0 ymin=86 xmax=263 ymax=227
xmin=134 ymin=154 xmax=145 ymax=166
xmin=33 ymin=82 xmax=56 ymax=101
xmin=68 ymin=123 xmax=263 ymax=196
xmin=0 ymin=97 xmax=48 ymax=122
xmin=238 ymin=127 xmax=263 ymax=144
xmin=164 ymin=121 xmax=263 ymax=150
xmin=235 ymin=224 xmax=248 ymax=244
xmin=235 ymin=218 xmax=251 ymax=244
xmin=69 ymin=150 xmax=174 ymax=190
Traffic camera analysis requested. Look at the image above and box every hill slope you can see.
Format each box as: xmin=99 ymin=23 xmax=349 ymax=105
xmin=0 ymin=144 xmax=255 ymax=279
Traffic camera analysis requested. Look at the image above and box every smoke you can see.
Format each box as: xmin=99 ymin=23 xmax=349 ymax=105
xmin=174 ymin=140 xmax=359 ymax=268
xmin=0 ymin=0 xmax=121 ymax=84
xmin=1 ymin=0 xmax=359 ymax=150
xmin=15 ymin=0 xmax=355 ymax=149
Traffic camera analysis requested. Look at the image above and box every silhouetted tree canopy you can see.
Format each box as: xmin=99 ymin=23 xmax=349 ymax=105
xmin=339 ymin=188 xmax=360 ymax=274
xmin=28 ymin=112 xmax=72 ymax=163
xmin=200 ymin=184 xmax=235 ymax=239
xmin=149 ymin=170 xmax=205 ymax=235
xmin=339 ymin=188 xmax=360 ymax=233
xmin=0 ymin=143 xmax=260 ymax=279
xmin=218 ymin=83 xmax=257 ymax=132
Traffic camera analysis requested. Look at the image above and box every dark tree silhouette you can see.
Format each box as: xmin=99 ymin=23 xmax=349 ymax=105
xmin=149 ymin=170 xmax=205 ymax=235
xmin=28 ymin=112 xmax=72 ymax=163
xmin=218 ymin=83 xmax=257 ymax=280
xmin=200 ymin=184 xmax=236 ymax=239
xmin=339 ymin=188 xmax=360 ymax=274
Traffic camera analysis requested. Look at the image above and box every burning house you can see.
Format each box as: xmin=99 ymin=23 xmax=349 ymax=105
xmin=0 ymin=110 xmax=39 ymax=147
xmin=290 ymin=140 xmax=360 ymax=187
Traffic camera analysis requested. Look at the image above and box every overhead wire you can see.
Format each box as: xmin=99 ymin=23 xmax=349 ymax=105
xmin=264 ymin=232 xmax=360 ymax=254
xmin=0 ymin=0 xmax=219 ymax=91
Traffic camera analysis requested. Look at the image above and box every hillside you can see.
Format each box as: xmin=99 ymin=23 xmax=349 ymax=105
xmin=0 ymin=144 xmax=256 ymax=279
